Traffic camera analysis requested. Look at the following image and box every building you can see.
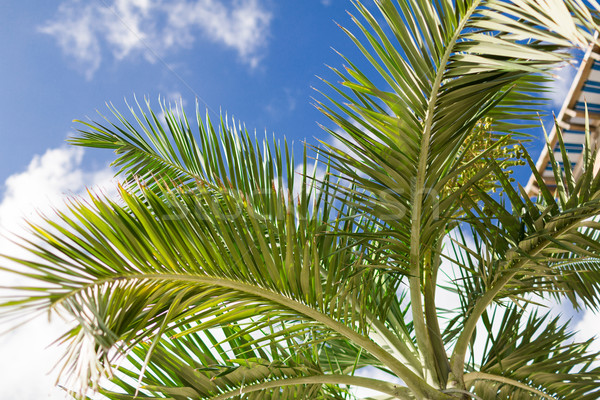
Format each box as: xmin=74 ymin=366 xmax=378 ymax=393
xmin=525 ymin=44 xmax=600 ymax=197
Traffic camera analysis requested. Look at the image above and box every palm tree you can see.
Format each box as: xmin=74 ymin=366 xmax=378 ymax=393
xmin=4 ymin=0 xmax=600 ymax=399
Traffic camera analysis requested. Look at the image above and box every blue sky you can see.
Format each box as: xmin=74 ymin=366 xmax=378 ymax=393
xmin=0 ymin=0 xmax=361 ymax=187
xmin=0 ymin=1 xmax=596 ymax=399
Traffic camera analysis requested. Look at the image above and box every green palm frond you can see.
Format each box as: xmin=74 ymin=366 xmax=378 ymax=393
xmin=94 ymin=326 xmax=354 ymax=400
xmin=318 ymin=0 xmax=599 ymax=235
xmin=445 ymin=117 xmax=600 ymax=384
xmin=315 ymin=1 xmax=600 ymax=386
xmin=71 ymin=99 xmax=303 ymax=218
xmin=468 ymin=304 xmax=600 ymax=399
xmin=94 ymin=324 xmax=413 ymax=400
xmin=1 ymin=108 xmax=435 ymax=398
xmin=548 ymin=256 xmax=600 ymax=306
xmin=456 ymin=122 xmax=600 ymax=309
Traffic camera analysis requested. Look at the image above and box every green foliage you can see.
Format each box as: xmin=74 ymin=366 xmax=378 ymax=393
xmin=3 ymin=1 xmax=600 ymax=399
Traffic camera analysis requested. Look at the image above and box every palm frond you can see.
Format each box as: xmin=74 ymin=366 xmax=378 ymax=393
xmin=93 ymin=326 xmax=354 ymax=400
xmin=468 ymin=304 xmax=600 ymax=399
xmin=316 ymin=1 xmax=600 ymax=386
xmin=72 ymin=99 xmax=296 ymax=212
xmin=446 ymin=116 xmax=600 ymax=385
xmin=1 ymin=108 xmax=433 ymax=398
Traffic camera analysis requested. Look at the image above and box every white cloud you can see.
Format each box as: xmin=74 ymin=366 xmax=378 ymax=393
xmin=548 ymin=61 xmax=578 ymax=109
xmin=575 ymin=309 xmax=600 ymax=356
xmin=0 ymin=147 xmax=114 ymax=254
xmin=101 ymin=0 xmax=154 ymax=60
xmin=166 ymin=0 xmax=271 ymax=68
xmin=40 ymin=0 xmax=272 ymax=79
xmin=0 ymin=147 xmax=115 ymax=399
xmin=38 ymin=3 xmax=101 ymax=80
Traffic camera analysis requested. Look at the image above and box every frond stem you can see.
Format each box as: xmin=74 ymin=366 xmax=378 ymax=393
xmin=409 ymin=0 xmax=481 ymax=386
xmin=49 ymin=273 xmax=447 ymax=399
xmin=210 ymin=374 xmax=411 ymax=400
xmin=463 ymin=372 xmax=557 ymax=400
xmin=367 ymin=312 xmax=423 ymax=375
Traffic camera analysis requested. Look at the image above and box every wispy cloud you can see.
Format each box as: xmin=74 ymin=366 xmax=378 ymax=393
xmin=264 ymin=87 xmax=300 ymax=118
xmin=38 ymin=3 xmax=101 ymax=80
xmin=40 ymin=0 xmax=272 ymax=79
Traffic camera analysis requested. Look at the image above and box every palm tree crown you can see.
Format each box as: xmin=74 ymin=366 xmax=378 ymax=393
xmin=3 ymin=1 xmax=600 ymax=399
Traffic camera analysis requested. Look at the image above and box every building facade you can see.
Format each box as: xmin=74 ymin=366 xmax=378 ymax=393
xmin=526 ymin=44 xmax=600 ymax=197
